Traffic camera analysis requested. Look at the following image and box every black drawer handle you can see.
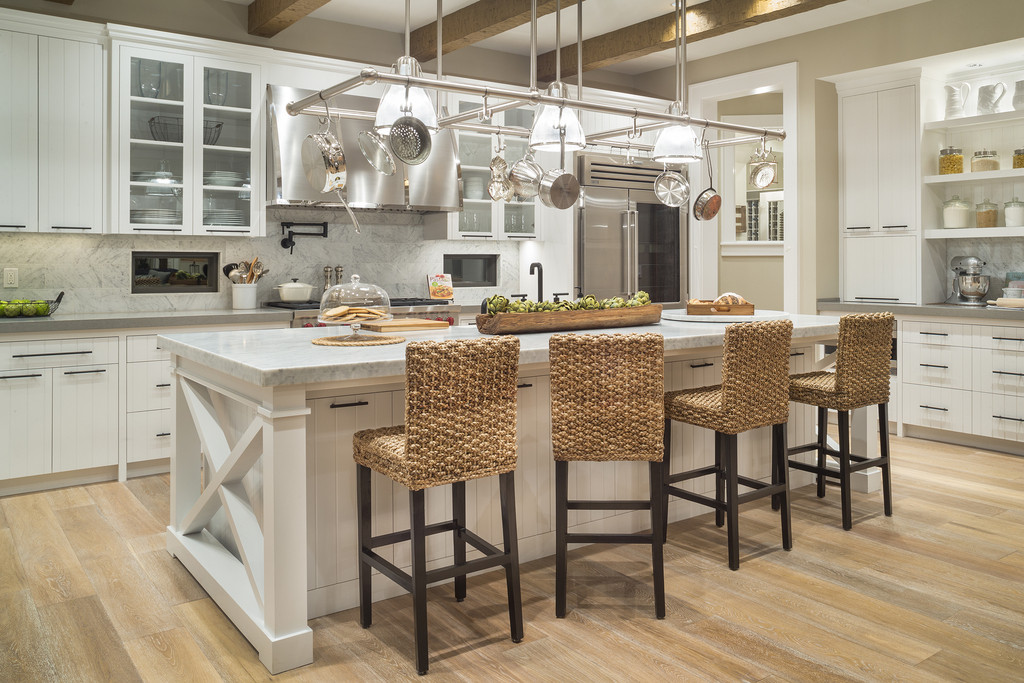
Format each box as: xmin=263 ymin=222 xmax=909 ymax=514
xmin=156 ymin=432 xmax=171 ymax=437
xmin=330 ymin=400 xmax=368 ymax=409
xmin=13 ymin=350 xmax=92 ymax=359
xmin=790 ymin=352 xmax=805 ymax=357
xmin=994 ymin=415 xmax=1024 ymax=423
xmin=920 ymin=332 xmax=948 ymax=337
xmin=64 ymin=369 xmax=106 ymax=375
xmin=854 ymin=297 xmax=900 ymax=301
xmin=919 ymin=405 xmax=949 ymax=412
xmin=919 ymin=363 xmax=948 ymax=369
xmin=0 ymin=373 xmax=43 ymax=380
xmin=690 ymin=362 xmax=714 ymax=369
xmin=517 ymin=383 xmax=533 ymax=389
xmin=0 ymin=224 xmax=26 ymax=229
xmin=846 ymin=226 xmax=871 ymax=230
xmin=993 ymin=337 xmax=1024 ymax=343
xmin=51 ymin=225 xmax=91 ymax=230
xmin=132 ymin=227 xmax=183 ymax=232
xmin=155 ymin=383 xmax=171 ymax=387
xmin=204 ymin=228 xmax=250 ymax=233
xmin=881 ymin=225 xmax=908 ymax=229
xmin=993 ymin=371 xmax=1024 ymax=377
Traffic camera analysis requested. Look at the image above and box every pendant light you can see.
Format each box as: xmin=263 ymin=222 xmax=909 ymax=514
xmin=374 ymin=0 xmax=439 ymax=136
xmin=653 ymin=0 xmax=701 ymax=164
xmin=529 ymin=0 xmax=585 ymax=152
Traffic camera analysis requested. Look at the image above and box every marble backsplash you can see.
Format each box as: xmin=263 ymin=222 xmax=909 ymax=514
xmin=946 ymin=238 xmax=1024 ymax=289
xmin=0 ymin=207 xmax=521 ymax=313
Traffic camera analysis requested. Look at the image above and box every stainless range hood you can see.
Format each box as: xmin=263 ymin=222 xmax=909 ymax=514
xmin=266 ymin=85 xmax=461 ymax=212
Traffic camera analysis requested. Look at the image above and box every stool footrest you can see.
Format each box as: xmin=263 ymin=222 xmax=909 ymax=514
xmin=665 ymin=485 xmax=725 ymax=512
xmin=736 ymin=484 xmax=784 ymax=505
xmin=787 ymin=442 xmax=819 ymax=456
xmin=667 ymin=465 xmax=716 ymax=485
xmin=459 ymin=527 xmax=500 ymax=556
xmin=369 ymin=520 xmax=458 ymax=549
xmin=789 ymin=457 xmax=888 ymax=478
xmin=362 ymin=549 xmax=413 ymax=593
xmin=566 ymin=532 xmax=655 ymax=545
xmin=567 ymin=499 xmax=651 ymax=511
xmin=426 ymin=552 xmax=509 ymax=584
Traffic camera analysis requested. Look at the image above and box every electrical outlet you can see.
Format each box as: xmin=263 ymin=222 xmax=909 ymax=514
xmin=3 ymin=268 xmax=17 ymax=288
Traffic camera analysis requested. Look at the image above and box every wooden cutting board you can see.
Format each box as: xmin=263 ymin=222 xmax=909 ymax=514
xmin=360 ymin=318 xmax=450 ymax=332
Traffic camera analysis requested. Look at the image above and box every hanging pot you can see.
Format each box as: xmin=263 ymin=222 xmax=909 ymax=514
xmin=654 ymin=169 xmax=689 ymax=207
xmin=508 ymin=152 xmax=543 ymax=198
xmin=357 ymin=130 xmax=396 ymax=176
xmin=389 ymin=115 xmax=432 ymax=165
xmin=301 ymin=129 xmax=346 ymax=193
xmin=693 ymin=142 xmax=721 ymax=221
xmin=538 ymin=168 xmax=580 ymax=210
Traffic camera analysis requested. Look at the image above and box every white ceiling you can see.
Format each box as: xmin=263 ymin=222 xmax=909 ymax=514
xmin=224 ymin=0 xmax=934 ymax=75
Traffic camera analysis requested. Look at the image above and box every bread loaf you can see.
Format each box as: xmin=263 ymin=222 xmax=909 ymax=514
xmin=713 ymin=292 xmax=748 ymax=305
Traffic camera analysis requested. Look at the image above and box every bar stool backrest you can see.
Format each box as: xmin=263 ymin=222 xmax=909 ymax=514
xmin=721 ymin=320 xmax=794 ymax=430
xmin=835 ymin=312 xmax=894 ymax=408
xmin=549 ymin=333 xmax=665 ymax=462
xmin=404 ymin=336 xmax=520 ymax=486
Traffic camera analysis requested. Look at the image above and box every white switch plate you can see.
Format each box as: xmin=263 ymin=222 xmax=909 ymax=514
xmin=3 ymin=268 xmax=17 ymax=288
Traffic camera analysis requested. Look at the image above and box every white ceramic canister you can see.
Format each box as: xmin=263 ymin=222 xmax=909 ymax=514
xmin=1005 ymin=197 xmax=1024 ymax=228
xmin=942 ymin=195 xmax=972 ymax=228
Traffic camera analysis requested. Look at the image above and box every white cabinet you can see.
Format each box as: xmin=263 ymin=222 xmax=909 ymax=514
xmin=840 ymin=85 xmax=917 ymax=235
xmin=902 ymin=383 xmax=971 ymax=433
xmin=115 ymin=44 xmax=262 ymax=236
xmin=0 ymin=369 xmax=51 ymax=479
xmin=52 ymin=365 xmax=118 ymax=472
xmin=842 ymin=234 xmax=918 ymax=303
xmin=0 ymin=31 xmax=103 ymax=234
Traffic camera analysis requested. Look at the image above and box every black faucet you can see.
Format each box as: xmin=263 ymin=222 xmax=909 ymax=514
xmin=529 ymin=262 xmax=543 ymax=302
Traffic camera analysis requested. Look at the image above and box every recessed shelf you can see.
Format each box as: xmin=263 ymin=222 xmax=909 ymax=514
xmin=203 ymin=104 xmax=252 ymax=113
xmin=923 ymin=168 xmax=1024 ymax=185
xmin=924 ymin=226 xmax=1024 ymax=239
xmin=130 ymin=139 xmax=184 ymax=148
xmin=129 ymin=96 xmax=183 ymax=106
xmin=203 ymin=145 xmax=251 ymax=153
xmin=924 ymin=109 xmax=1024 ymax=132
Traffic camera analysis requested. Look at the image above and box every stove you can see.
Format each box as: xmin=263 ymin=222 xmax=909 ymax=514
xmin=267 ymin=299 xmax=461 ymax=328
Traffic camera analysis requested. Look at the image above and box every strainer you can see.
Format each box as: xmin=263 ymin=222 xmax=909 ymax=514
xmin=389 ymin=114 xmax=432 ymax=165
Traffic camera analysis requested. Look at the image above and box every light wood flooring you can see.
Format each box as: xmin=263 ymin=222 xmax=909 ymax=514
xmin=2 ymin=434 xmax=1023 ymax=681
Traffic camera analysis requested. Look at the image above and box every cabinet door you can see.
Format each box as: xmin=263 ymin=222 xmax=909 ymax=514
xmin=0 ymin=30 xmax=38 ymax=233
xmin=0 ymin=369 xmax=51 ymax=479
xmin=843 ymin=234 xmax=917 ymax=303
xmin=38 ymin=37 xmax=104 ymax=234
xmin=841 ymin=92 xmax=878 ymax=233
xmin=127 ymin=360 xmax=173 ymax=413
xmin=126 ymin=409 xmax=173 ymax=463
xmin=876 ymin=86 xmax=917 ymax=233
xmin=52 ymin=365 xmax=118 ymax=472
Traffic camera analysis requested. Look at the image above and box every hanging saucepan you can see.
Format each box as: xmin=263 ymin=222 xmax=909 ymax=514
xmin=693 ymin=142 xmax=721 ymax=221
xmin=301 ymin=124 xmax=346 ymax=193
xmin=654 ymin=166 xmax=689 ymax=208
xmin=357 ymin=130 xmax=396 ymax=176
xmin=508 ymin=151 xmax=543 ymax=199
xmin=538 ymin=168 xmax=580 ymax=209
xmin=389 ymin=115 xmax=432 ymax=165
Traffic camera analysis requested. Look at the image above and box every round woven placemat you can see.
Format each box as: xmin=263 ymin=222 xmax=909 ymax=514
xmin=312 ymin=334 xmax=405 ymax=347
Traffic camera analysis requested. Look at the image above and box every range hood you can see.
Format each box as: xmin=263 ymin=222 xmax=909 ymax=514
xmin=266 ymin=85 xmax=461 ymax=212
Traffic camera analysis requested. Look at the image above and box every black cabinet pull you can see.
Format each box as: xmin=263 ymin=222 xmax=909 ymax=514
xmin=919 ymin=405 xmax=949 ymax=412
xmin=993 ymin=370 xmax=1024 ymax=377
xmin=920 ymin=331 xmax=948 ymax=337
xmin=919 ymin=363 xmax=948 ymax=369
xmin=0 ymin=224 xmax=27 ymax=229
xmin=854 ymin=296 xmax=899 ymax=301
xmin=330 ymin=400 xmax=368 ymax=409
xmin=993 ymin=337 xmax=1024 ymax=343
xmin=0 ymin=373 xmax=43 ymax=380
xmin=993 ymin=415 xmax=1024 ymax=423
xmin=51 ymin=225 xmax=91 ymax=230
xmin=13 ymin=350 xmax=91 ymax=359
xmin=64 ymin=369 xmax=106 ymax=375
xmin=517 ymin=383 xmax=533 ymax=389
xmin=156 ymin=432 xmax=171 ymax=437
xmin=690 ymin=362 xmax=714 ymax=369
xmin=156 ymin=383 xmax=171 ymax=387
xmin=789 ymin=352 xmax=805 ymax=357
xmin=204 ymin=228 xmax=250 ymax=233
xmin=881 ymin=225 xmax=908 ymax=229
xmin=846 ymin=226 xmax=871 ymax=230
xmin=132 ymin=227 xmax=182 ymax=232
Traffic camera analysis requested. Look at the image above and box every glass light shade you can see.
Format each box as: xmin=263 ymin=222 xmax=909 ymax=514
xmin=373 ymin=56 xmax=439 ymax=136
xmin=529 ymin=82 xmax=586 ymax=152
xmin=652 ymin=102 xmax=702 ymax=164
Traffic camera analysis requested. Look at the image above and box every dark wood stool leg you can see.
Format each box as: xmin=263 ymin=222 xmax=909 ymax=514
xmin=714 ymin=431 xmax=726 ymax=528
xmin=648 ymin=461 xmax=666 ymax=619
xmin=499 ymin=472 xmax=524 ymax=642
xmin=452 ymin=481 xmax=467 ymax=602
xmin=662 ymin=418 xmax=672 ymax=543
xmin=771 ymin=426 xmax=782 ymax=512
xmin=816 ymin=406 xmax=828 ymax=498
xmin=555 ymin=460 xmax=569 ymax=618
xmin=879 ymin=403 xmax=893 ymax=517
xmin=725 ymin=433 xmax=740 ymax=571
xmin=775 ymin=423 xmax=793 ymax=550
xmin=410 ymin=489 xmax=429 ymax=675
xmin=357 ymin=464 xmax=373 ymax=629
xmin=837 ymin=410 xmax=853 ymax=531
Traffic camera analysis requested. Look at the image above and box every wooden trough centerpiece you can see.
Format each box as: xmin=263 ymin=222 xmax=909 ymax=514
xmin=476 ymin=304 xmax=663 ymax=335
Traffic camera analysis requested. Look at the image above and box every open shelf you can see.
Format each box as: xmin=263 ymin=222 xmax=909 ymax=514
xmin=924 ymin=109 xmax=1024 ymax=132
xmin=923 ymin=168 xmax=1024 ymax=184
xmin=924 ymin=226 xmax=1024 ymax=239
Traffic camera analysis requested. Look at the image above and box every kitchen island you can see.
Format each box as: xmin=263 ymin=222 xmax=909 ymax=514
xmin=158 ymin=314 xmax=840 ymax=673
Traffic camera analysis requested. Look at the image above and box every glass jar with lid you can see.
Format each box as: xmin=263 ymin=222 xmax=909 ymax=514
xmin=971 ymin=149 xmax=999 ymax=172
xmin=976 ymin=198 xmax=998 ymax=228
xmin=942 ymin=195 xmax=971 ymax=228
xmin=1005 ymin=197 xmax=1024 ymax=227
xmin=319 ymin=274 xmax=392 ymax=327
xmin=938 ymin=146 xmax=963 ymax=174
xmin=1014 ymin=148 xmax=1024 ymax=169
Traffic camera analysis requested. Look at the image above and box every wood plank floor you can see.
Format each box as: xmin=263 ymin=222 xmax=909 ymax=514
xmin=2 ymin=434 xmax=1023 ymax=681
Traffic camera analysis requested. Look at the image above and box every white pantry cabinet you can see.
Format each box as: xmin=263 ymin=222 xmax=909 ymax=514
xmin=842 ymin=234 xmax=918 ymax=304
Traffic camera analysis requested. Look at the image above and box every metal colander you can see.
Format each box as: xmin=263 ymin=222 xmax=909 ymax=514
xmin=388 ymin=116 xmax=432 ymax=165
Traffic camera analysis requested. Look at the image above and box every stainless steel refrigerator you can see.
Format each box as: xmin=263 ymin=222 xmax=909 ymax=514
xmin=574 ymin=154 xmax=687 ymax=304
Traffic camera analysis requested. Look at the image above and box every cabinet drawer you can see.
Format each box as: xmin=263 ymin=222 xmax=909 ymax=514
xmin=0 ymin=336 xmax=118 ymax=370
xmin=126 ymin=410 xmax=173 ymax=463
xmin=902 ymin=321 xmax=969 ymax=347
xmin=902 ymin=384 xmax=971 ymax=433
xmin=127 ymin=360 xmax=173 ymax=413
xmin=127 ymin=334 xmax=170 ymax=363
xmin=902 ymin=343 xmax=969 ymax=389
xmin=974 ymin=349 xmax=1024 ymax=395
xmin=667 ymin=355 xmax=723 ymax=391
xmin=972 ymin=325 xmax=1024 ymax=352
xmin=972 ymin=394 xmax=1024 ymax=441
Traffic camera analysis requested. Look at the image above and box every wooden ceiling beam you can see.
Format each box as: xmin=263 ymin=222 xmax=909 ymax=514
xmin=409 ymin=0 xmax=580 ymax=64
xmin=247 ymin=0 xmax=332 ymax=38
xmin=537 ymin=0 xmax=846 ymax=82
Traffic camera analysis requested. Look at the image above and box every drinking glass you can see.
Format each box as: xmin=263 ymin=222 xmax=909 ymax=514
xmin=205 ymin=69 xmax=228 ymax=106
xmin=137 ymin=59 xmax=162 ymax=99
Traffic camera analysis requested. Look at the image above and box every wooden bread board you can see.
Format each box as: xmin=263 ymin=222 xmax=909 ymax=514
xmin=360 ymin=318 xmax=450 ymax=332
xmin=685 ymin=301 xmax=755 ymax=315
xmin=476 ymin=304 xmax=662 ymax=335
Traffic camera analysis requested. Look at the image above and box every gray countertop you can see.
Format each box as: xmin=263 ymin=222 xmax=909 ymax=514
xmin=0 ymin=308 xmax=293 ymax=334
xmin=817 ymin=299 xmax=1024 ymax=320
xmin=158 ymin=313 xmax=840 ymax=388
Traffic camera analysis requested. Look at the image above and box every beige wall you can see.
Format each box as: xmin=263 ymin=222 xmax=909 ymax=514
xmin=719 ymin=256 xmax=784 ymax=311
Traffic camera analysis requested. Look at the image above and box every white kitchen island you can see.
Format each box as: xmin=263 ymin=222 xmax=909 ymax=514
xmin=158 ymin=314 xmax=840 ymax=673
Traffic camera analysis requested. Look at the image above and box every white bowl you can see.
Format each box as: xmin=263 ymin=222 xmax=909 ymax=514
xmin=1002 ymin=287 xmax=1024 ymax=298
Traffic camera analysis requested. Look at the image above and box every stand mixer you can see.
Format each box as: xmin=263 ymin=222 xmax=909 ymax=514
xmin=945 ymin=255 xmax=989 ymax=306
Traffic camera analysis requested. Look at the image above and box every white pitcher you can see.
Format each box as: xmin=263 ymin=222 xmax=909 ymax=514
xmin=977 ymin=82 xmax=1006 ymax=115
xmin=945 ymin=82 xmax=970 ymax=119
xmin=1013 ymin=80 xmax=1024 ymax=111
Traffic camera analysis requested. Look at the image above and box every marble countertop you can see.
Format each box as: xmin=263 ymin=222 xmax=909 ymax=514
xmin=0 ymin=308 xmax=293 ymax=333
xmin=158 ymin=313 xmax=839 ymax=388
xmin=817 ymin=299 xmax=1024 ymax=320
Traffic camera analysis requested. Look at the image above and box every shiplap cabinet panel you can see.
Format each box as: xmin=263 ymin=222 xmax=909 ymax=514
xmin=903 ymin=342 xmax=970 ymax=390
xmin=0 ymin=369 xmax=51 ymax=478
xmin=0 ymin=30 xmax=37 ymax=233
xmin=127 ymin=360 xmax=173 ymax=413
xmin=52 ymin=364 xmax=118 ymax=472
xmin=842 ymin=91 xmax=878 ymax=232
xmin=902 ymin=383 xmax=971 ymax=433
xmin=973 ymin=393 xmax=1024 ymax=441
xmin=974 ymin=349 xmax=1024 ymax=395
xmin=126 ymin=409 xmax=173 ymax=463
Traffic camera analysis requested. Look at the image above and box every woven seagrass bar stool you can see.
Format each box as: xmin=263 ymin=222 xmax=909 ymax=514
xmin=663 ymin=319 xmax=794 ymax=571
xmin=786 ymin=312 xmax=895 ymax=530
xmin=549 ymin=332 xmax=667 ymax=619
xmin=352 ymin=336 xmax=524 ymax=676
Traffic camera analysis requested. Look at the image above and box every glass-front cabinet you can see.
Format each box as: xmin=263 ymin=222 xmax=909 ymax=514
xmin=116 ymin=46 xmax=261 ymax=236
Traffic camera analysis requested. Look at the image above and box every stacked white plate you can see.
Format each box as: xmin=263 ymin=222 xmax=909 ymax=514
xmin=204 ymin=170 xmax=248 ymax=187
xmin=131 ymin=209 xmax=182 ymax=224
xmin=203 ymin=209 xmax=247 ymax=225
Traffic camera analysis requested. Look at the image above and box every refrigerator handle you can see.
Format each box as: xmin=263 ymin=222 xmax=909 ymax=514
xmin=630 ymin=209 xmax=640 ymax=294
xmin=620 ymin=211 xmax=631 ymax=294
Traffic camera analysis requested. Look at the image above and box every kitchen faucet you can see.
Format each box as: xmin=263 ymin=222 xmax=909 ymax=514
xmin=529 ymin=262 xmax=543 ymax=302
